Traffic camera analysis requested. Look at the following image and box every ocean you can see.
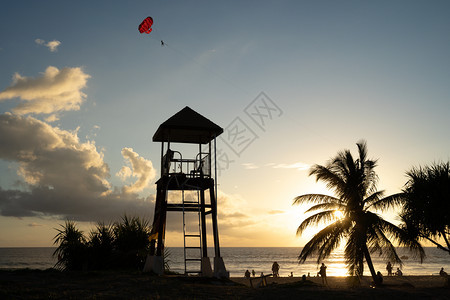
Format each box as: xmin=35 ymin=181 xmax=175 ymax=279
xmin=0 ymin=247 xmax=448 ymax=277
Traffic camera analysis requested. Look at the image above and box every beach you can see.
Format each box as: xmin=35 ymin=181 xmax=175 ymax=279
xmin=1 ymin=269 xmax=449 ymax=299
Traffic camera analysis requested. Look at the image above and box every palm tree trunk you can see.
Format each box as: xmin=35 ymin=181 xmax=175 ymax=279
xmin=362 ymin=245 xmax=380 ymax=285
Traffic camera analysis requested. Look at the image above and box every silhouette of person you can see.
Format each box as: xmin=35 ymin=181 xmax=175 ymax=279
xmin=319 ymin=263 xmax=328 ymax=285
xmin=395 ymin=268 xmax=403 ymax=276
xmin=440 ymin=267 xmax=448 ymax=277
xmin=245 ymin=269 xmax=251 ymax=278
xmin=252 ymin=269 xmax=256 ymax=277
xmin=272 ymin=261 xmax=280 ymax=277
xmin=386 ymin=262 xmax=393 ymax=276
xmin=377 ymin=271 xmax=383 ymax=284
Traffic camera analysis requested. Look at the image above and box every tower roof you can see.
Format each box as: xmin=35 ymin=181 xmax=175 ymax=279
xmin=152 ymin=106 xmax=223 ymax=144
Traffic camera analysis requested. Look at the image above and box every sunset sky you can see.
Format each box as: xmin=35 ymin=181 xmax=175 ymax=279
xmin=1 ymin=1 xmax=449 ymax=248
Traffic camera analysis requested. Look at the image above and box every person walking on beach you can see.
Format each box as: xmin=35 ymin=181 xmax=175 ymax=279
xmin=319 ymin=263 xmax=328 ymax=285
xmin=252 ymin=269 xmax=255 ymax=277
xmin=245 ymin=270 xmax=251 ymax=278
xmin=272 ymin=261 xmax=280 ymax=277
xmin=386 ymin=262 xmax=393 ymax=276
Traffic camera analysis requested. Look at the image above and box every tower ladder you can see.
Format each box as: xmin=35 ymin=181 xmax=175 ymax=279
xmin=182 ymin=188 xmax=203 ymax=275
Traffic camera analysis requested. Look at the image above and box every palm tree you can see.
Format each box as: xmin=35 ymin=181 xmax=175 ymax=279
xmin=401 ymin=162 xmax=450 ymax=254
xmin=293 ymin=140 xmax=424 ymax=285
xmin=53 ymin=220 xmax=87 ymax=271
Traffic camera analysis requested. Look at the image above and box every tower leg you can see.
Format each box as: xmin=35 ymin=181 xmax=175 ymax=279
xmin=144 ymin=184 xmax=166 ymax=275
xmin=200 ymin=189 xmax=208 ymax=258
xmin=209 ymin=184 xmax=229 ymax=278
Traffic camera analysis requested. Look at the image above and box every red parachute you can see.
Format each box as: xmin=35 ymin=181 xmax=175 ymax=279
xmin=138 ymin=17 xmax=153 ymax=34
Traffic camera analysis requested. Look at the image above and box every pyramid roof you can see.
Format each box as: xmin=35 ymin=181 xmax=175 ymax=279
xmin=152 ymin=106 xmax=223 ymax=144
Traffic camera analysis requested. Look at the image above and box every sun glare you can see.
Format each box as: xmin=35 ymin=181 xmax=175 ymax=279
xmin=334 ymin=210 xmax=344 ymax=219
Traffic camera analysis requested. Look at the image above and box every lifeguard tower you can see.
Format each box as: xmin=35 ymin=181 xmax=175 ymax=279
xmin=144 ymin=106 xmax=228 ymax=278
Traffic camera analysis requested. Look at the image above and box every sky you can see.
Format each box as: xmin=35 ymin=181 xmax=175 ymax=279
xmin=1 ymin=0 xmax=449 ymax=248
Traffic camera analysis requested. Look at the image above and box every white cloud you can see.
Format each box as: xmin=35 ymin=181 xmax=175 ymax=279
xmin=272 ymin=162 xmax=310 ymax=171
xmin=35 ymin=39 xmax=61 ymax=52
xmin=46 ymin=40 xmax=61 ymax=52
xmin=117 ymin=147 xmax=156 ymax=194
xmin=242 ymin=163 xmax=258 ymax=169
xmin=0 ymin=66 xmax=90 ymax=117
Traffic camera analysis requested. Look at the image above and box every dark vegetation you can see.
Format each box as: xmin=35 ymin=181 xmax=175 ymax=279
xmin=53 ymin=215 xmax=159 ymax=271
xmin=401 ymin=161 xmax=450 ymax=255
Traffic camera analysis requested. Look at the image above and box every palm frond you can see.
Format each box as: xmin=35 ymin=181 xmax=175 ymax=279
xmin=293 ymin=194 xmax=339 ymax=205
xmin=376 ymin=217 xmax=425 ymax=263
xmin=296 ymin=210 xmax=337 ymax=236
xmin=366 ymin=192 xmax=404 ymax=211
xmin=299 ymin=219 xmax=351 ymax=264
xmin=304 ymin=202 xmax=346 ymax=213
xmin=345 ymin=226 xmax=366 ymax=276
xmin=309 ymin=165 xmax=346 ymax=195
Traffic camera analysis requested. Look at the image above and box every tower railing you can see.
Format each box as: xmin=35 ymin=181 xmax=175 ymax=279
xmin=162 ymin=150 xmax=211 ymax=178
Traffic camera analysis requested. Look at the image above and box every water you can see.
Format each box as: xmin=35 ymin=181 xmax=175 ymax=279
xmin=0 ymin=247 xmax=448 ymax=277
xmin=0 ymin=247 xmax=56 ymax=270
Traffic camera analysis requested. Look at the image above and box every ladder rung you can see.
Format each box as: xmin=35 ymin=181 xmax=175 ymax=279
xmin=185 ymin=234 xmax=201 ymax=237
xmin=185 ymin=246 xmax=201 ymax=249
xmin=185 ymin=258 xmax=202 ymax=261
xmin=183 ymin=201 xmax=199 ymax=204
xmin=185 ymin=270 xmax=201 ymax=274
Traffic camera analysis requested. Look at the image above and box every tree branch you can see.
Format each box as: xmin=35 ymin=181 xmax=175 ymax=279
xmin=420 ymin=234 xmax=450 ymax=254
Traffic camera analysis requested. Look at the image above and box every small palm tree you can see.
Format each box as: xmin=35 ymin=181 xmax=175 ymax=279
xmin=88 ymin=222 xmax=115 ymax=269
xmin=293 ymin=141 xmax=424 ymax=285
xmin=113 ymin=215 xmax=151 ymax=269
xmin=53 ymin=220 xmax=87 ymax=271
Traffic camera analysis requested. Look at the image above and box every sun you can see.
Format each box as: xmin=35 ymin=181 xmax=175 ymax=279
xmin=334 ymin=210 xmax=345 ymax=219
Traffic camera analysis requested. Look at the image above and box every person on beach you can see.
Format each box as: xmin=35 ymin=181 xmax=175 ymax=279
xmin=245 ymin=270 xmax=250 ymax=278
xmin=272 ymin=261 xmax=280 ymax=277
xmin=377 ymin=271 xmax=383 ymax=284
xmin=386 ymin=262 xmax=393 ymax=276
xmin=252 ymin=269 xmax=256 ymax=277
xmin=319 ymin=263 xmax=328 ymax=285
xmin=440 ymin=267 xmax=447 ymax=277
xmin=395 ymin=268 xmax=403 ymax=276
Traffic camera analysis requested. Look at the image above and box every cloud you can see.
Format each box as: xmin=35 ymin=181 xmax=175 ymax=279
xmin=35 ymin=39 xmax=61 ymax=52
xmin=0 ymin=113 xmax=155 ymax=221
xmin=0 ymin=66 xmax=90 ymax=117
xmin=242 ymin=163 xmax=258 ymax=169
xmin=268 ymin=209 xmax=285 ymax=215
xmin=116 ymin=147 xmax=156 ymax=193
xmin=271 ymin=162 xmax=310 ymax=171
xmin=28 ymin=222 xmax=44 ymax=227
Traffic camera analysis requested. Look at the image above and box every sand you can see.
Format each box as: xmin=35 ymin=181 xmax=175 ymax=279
xmin=0 ymin=269 xmax=449 ymax=299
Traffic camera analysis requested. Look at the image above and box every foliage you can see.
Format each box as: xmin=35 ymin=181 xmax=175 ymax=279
xmin=293 ymin=140 xmax=424 ymax=285
xmin=113 ymin=215 xmax=152 ymax=269
xmin=53 ymin=220 xmax=87 ymax=271
xmin=87 ymin=222 xmax=115 ymax=269
xmin=53 ymin=215 xmax=152 ymax=271
xmin=401 ymin=161 xmax=450 ymax=254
